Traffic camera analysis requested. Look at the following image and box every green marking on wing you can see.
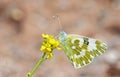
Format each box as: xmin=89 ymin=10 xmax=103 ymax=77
xmin=64 ymin=37 xmax=91 ymax=68
xmin=60 ymin=34 xmax=107 ymax=68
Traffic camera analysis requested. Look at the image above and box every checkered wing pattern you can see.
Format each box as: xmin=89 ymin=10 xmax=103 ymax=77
xmin=61 ymin=34 xmax=107 ymax=68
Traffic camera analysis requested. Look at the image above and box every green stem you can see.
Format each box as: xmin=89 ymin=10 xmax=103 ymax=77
xmin=28 ymin=53 xmax=46 ymax=77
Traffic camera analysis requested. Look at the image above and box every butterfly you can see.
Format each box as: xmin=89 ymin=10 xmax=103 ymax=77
xmin=57 ymin=31 xmax=107 ymax=68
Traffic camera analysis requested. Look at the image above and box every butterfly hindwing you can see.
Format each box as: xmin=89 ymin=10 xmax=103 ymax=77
xmin=64 ymin=34 xmax=107 ymax=68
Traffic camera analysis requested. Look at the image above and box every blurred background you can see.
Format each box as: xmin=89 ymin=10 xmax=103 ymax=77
xmin=0 ymin=0 xmax=120 ymax=77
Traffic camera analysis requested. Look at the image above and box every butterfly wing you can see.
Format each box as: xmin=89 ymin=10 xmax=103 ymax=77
xmin=61 ymin=34 xmax=107 ymax=68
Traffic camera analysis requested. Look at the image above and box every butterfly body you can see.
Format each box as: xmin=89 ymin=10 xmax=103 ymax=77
xmin=57 ymin=31 xmax=107 ymax=68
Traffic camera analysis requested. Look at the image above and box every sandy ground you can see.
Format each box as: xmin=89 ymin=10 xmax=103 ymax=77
xmin=0 ymin=0 xmax=120 ymax=77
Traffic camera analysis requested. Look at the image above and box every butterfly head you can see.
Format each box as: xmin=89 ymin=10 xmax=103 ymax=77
xmin=57 ymin=31 xmax=67 ymax=42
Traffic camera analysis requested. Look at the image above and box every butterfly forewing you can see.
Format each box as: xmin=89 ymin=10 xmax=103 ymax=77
xmin=64 ymin=34 xmax=107 ymax=68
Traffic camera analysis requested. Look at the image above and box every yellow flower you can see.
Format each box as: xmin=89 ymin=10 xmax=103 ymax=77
xmin=40 ymin=34 xmax=61 ymax=59
xmin=46 ymin=53 xmax=53 ymax=60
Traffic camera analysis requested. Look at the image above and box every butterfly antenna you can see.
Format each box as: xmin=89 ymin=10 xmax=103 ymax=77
xmin=52 ymin=15 xmax=63 ymax=32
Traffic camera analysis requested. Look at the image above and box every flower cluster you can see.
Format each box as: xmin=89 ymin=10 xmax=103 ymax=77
xmin=40 ymin=34 xmax=61 ymax=59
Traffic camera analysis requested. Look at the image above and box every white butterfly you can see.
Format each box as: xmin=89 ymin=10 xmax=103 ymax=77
xmin=57 ymin=31 xmax=107 ymax=68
